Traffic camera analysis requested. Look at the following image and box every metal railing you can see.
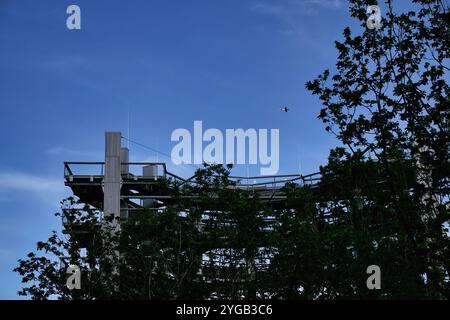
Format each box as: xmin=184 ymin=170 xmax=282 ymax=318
xmin=64 ymin=162 xmax=321 ymax=189
xmin=64 ymin=162 xmax=182 ymax=180
xmin=229 ymin=172 xmax=322 ymax=189
xmin=64 ymin=162 xmax=105 ymax=176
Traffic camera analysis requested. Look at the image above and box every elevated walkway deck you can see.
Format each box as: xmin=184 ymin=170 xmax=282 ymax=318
xmin=64 ymin=162 xmax=322 ymax=211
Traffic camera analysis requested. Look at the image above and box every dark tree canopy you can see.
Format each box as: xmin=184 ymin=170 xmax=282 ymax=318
xmin=305 ymin=0 xmax=450 ymax=298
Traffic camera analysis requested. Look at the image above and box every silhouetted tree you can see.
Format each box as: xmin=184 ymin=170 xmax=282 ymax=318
xmin=306 ymin=0 xmax=449 ymax=298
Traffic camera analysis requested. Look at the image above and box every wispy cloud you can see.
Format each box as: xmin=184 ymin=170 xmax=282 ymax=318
xmin=39 ymin=56 xmax=88 ymax=70
xmin=0 ymin=248 xmax=11 ymax=257
xmin=251 ymin=0 xmax=343 ymax=34
xmin=303 ymin=0 xmax=342 ymax=9
xmin=251 ymin=3 xmax=285 ymax=15
xmin=47 ymin=147 xmax=81 ymax=156
xmin=46 ymin=147 xmax=101 ymax=160
xmin=0 ymin=171 xmax=61 ymax=193
xmin=251 ymin=0 xmax=342 ymax=15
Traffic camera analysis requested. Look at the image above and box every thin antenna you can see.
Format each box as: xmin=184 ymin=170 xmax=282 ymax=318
xmin=298 ymin=150 xmax=302 ymax=175
xmin=156 ymin=137 xmax=159 ymax=162
xmin=127 ymin=108 xmax=130 ymax=149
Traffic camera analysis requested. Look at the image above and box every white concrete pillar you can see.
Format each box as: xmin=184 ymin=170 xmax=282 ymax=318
xmin=104 ymin=132 xmax=122 ymax=219
xmin=120 ymin=147 xmax=129 ymax=174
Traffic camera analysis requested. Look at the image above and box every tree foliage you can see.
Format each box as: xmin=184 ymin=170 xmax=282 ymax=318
xmin=305 ymin=0 xmax=450 ymax=298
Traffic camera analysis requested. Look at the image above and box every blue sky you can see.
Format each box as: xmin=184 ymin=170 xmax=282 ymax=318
xmin=0 ymin=0 xmax=387 ymax=298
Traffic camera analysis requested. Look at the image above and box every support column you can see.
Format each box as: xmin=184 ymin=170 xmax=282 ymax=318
xmin=104 ymin=132 xmax=122 ymax=221
xmin=120 ymin=148 xmax=129 ymax=175
xmin=103 ymin=132 xmax=122 ymax=282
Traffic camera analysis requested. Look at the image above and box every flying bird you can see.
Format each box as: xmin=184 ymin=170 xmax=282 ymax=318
xmin=280 ymin=107 xmax=289 ymax=112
